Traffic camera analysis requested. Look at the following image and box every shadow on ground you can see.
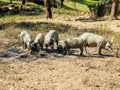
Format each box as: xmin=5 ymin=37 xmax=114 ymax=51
xmin=0 ymin=43 xmax=118 ymax=64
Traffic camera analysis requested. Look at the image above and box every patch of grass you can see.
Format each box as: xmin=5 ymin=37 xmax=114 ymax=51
xmin=0 ymin=21 xmax=71 ymax=33
xmin=0 ymin=0 xmax=100 ymax=18
xmin=63 ymin=1 xmax=89 ymax=11
xmin=0 ymin=21 xmax=71 ymax=42
xmin=0 ymin=0 xmax=45 ymax=19
xmin=0 ymin=0 xmax=9 ymax=6
xmin=0 ymin=14 xmax=44 ymax=22
xmin=0 ymin=21 xmax=120 ymax=45
xmin=112 ymin=33 xmax=120 ymax=44
xmin=63 ymin=0 xmax=99 ymax=12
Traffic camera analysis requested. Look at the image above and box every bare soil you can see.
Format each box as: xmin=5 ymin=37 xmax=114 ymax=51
xmin=0 ymin=17 xmax=120 ymax=90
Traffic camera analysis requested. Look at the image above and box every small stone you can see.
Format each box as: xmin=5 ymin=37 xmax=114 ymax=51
xmin=18 ymin=77 xmax=23 ymax=81
xmin=116 ymin=25 xmax=120 ymax=27
xmin=95 ymin=85 xmax=100 ymax=87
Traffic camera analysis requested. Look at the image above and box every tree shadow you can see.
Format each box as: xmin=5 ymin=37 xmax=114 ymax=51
xmin=88 ymin=54 xmax=114 ymax=58
xmin=0 ymin=7 xmax=44 ymax=17
xmin=0 ymin=20 xmax=114 ymax=37
xmin=55 ymin=49 xmax=115 ymax=59
xmin=0 ymin=21 xmax=71 ymax=33
xmin=74 ymin=17 xmax=106 ymax=22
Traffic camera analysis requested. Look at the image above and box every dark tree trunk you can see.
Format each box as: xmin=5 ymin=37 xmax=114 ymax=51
xmin=109 ymin=0 xmax=119 ymax=20
xmin=44 ymin=0 xmax=52 ymax=19
xmin=60 ymin=0 xmax=64 ymax=8
xmin=22 ymin=0 xmax=26 ymax=5
xmin=10 ymin=0 xmax=12 ymax=4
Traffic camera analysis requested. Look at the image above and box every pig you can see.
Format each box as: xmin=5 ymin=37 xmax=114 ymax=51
xmin=57 ymin=37 xmax=86 ymax=56
xmin=20 ymin=31 xmax=33 ymax=49
xmin=44 ymin=30 xmax=59 ymax=51
xmin=80 ymin=32 xmax=112 ymax=55
xmin=32 ymin=33 xmax=44 ymax=51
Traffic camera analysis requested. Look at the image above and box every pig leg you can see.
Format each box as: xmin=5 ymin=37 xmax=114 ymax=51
xmin=80 ymin=47 xmax=83 ymax=56
xmin=97 ymin=43 xmax=102 ymax=55
xmin=41 ymin=44 xmax=44 ymax=50
xmin=63 ymin=48 xmax=67 ymax=55
xmin=22 ymin=42 xmax=25 ymax=49
xmin=24 ymin=43 xmax=27 ymax=49
xmin=45 ymin=44 xmax=48 ymax=51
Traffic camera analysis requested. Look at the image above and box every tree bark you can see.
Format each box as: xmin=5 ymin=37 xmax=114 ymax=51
xmin=56 ymin=0 xmax=59 ymax=13
xmin=44 ymin=0 xmax=52 ymax=19
xmin=60 ymin=0 xmax=64 ymax=8
xmin=22 ymin=0 xmax=26 ymax=5
xmin=109 ymin=0 xmax=119 ymax=20
xmin=10 ymin=0 xmax=12 ymax=4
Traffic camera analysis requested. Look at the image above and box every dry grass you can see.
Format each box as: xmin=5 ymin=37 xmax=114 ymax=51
xmin=0 ymin=20 xmax=120 ymax=44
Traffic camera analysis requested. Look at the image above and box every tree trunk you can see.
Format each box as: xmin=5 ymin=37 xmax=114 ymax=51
xmin=44 ymin=0 xmax=52 ymax=19
xmin=109 ymin=0 xmax=119 ymax=20
xmin=10 ymin=0 xmax=12 ymax=4
xmin=60 ymin=0 xmax=64 ymax=8
xmin=22 ymin=0 xmax=26 ymax=5
xmin=57 ymin=0 xmax=59 ymax=13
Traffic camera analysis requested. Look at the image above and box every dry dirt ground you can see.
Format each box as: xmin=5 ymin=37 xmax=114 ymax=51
xmin=0 ymin=17 xmax=120 ymax=90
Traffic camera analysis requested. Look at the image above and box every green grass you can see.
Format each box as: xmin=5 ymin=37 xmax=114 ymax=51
xmin=0 ymin=0 xmax=99 ymax=12
xmin=63 ymin=1 xmax=89 ymax=11
xmin=0 ymin=0 xmax=9 ymax=6
xmin=63 ymin=0 xmax=99 ymax=12
xmin=0 ymin=0 xmax=104 ymax=18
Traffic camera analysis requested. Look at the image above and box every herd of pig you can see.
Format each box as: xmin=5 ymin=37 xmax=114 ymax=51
xmin=20 ymin=30 xmax=112 ymax=56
